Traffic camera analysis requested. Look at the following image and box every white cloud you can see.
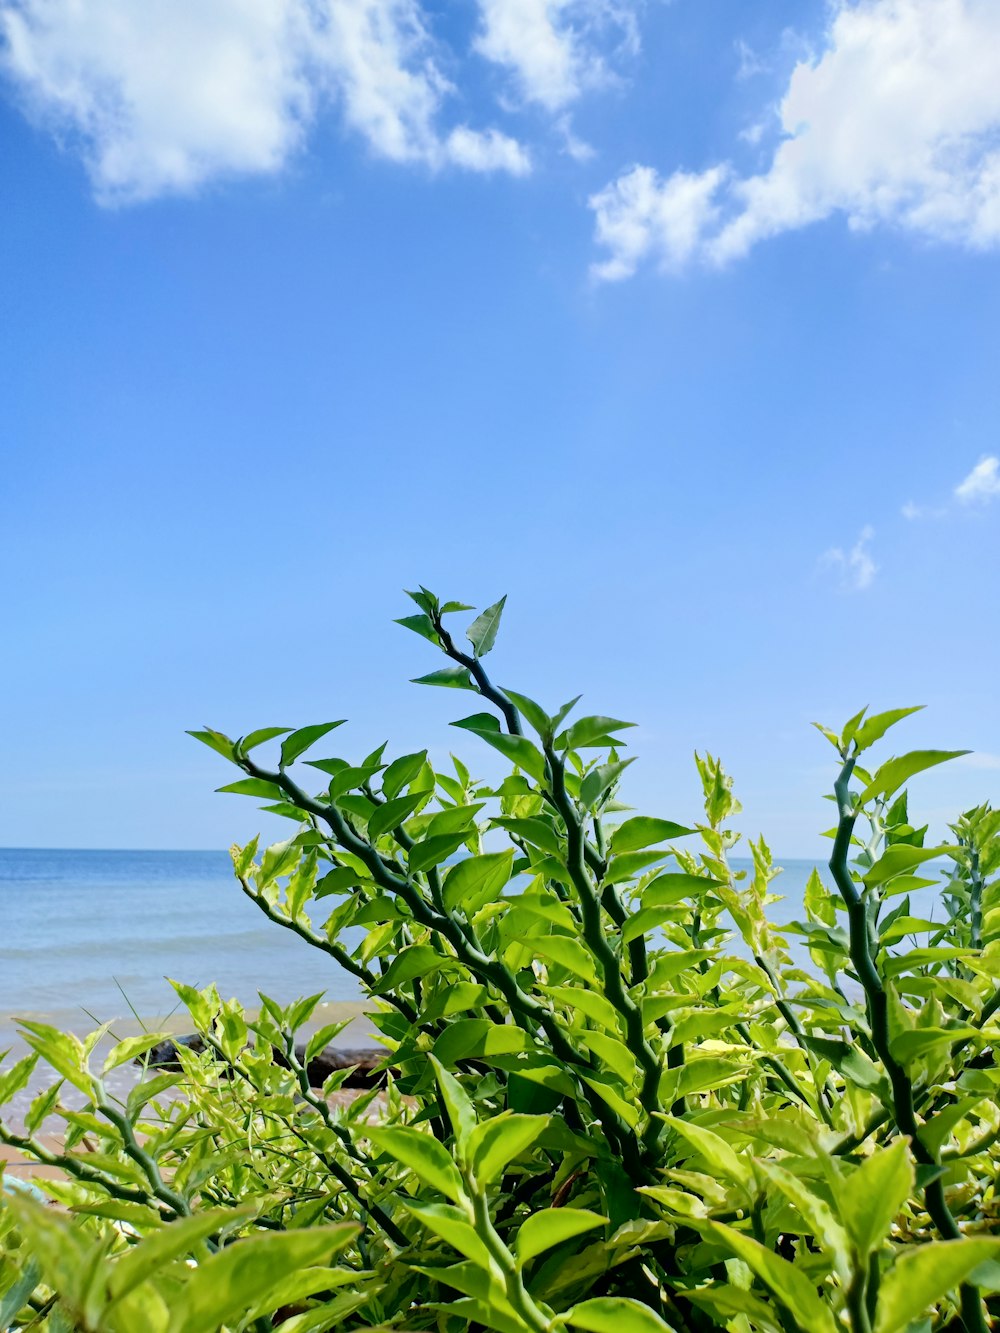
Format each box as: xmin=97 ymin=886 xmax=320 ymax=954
xmin=0 ymin=0 xmax=529 ymax=202
xmin=955 ymin=455 xmax=1000 ymax=504
xmin=590 ymin=164 xmax=726 ymax=280
xmin=822 ymin=525 xmax=877 ymax=591
xmin=473 ymin=0 xmax=639 ymax=111
xmin=591 ymin=0 xmax=1000 ymax=278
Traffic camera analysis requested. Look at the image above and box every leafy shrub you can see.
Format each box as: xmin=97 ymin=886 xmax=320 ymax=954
xmin=2 ymin=587 xmax=1000 ymax=1333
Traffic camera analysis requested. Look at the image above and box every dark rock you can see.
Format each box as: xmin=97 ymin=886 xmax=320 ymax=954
xmin=141 ymin=1036 xmax=386 ymax=1089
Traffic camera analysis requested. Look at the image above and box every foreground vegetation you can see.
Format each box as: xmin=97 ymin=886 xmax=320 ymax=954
xmin=2 ymin=589 xmax=999 ymax=1332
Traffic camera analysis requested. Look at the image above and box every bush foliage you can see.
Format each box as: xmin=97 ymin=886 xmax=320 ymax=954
xmin=2 ymin=588 xmax=1000 ymax=1333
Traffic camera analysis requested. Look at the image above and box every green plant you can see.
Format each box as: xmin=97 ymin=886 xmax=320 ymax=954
xmin=2 ymin=588 xmax=1000 ymax=1332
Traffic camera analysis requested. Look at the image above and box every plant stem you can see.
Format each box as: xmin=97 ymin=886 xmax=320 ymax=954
xmin=829 ymin=756 xmax=988 ymax=1333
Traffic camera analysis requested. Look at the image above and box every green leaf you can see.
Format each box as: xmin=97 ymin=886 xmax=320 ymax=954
xmin=217 ymin=777 xmax=286 ymax=801
xmin=659 ymin=1116 xmax=753 ymax=1193
xmin=0 ymin=1052 xmax=39 ymax=1106
xmin=101 ymin=1032 xmax=171 ymax=1076
xmin=281 ymin=722 xmax=347 ymax=767
xmin=401 ymin=1200 xmax=492 ymax=1266
xmin=381 ymin=750 xmax=429 ymax=799
xmin=432 ymin=1020 xmax=536 ymax=1066
xmin=404 ymin=587 xmax=438 ymax=615
xmin=756 ymin=1160 xmax=851 ymax=1282
xmin=169 ymin=1225 xmax=359 ymax=1333
xmin=703 ymin=1222 xmax=837 ymax=1333
xmin=373 ymin=945 xmax=446 ymax=993
xmin=18 ymin=1022 xmax=93 ymax=1095
xmin=603 ymin=851 xmax=670 ymax=886
xmin=609 ymin=817 xmax=695 ymax=853
xmin=409 ymin=832 xmax=472 ymax=873
xmin=563 ymin=1297 xmax=678 ymax=1333
xmin=533 ymin=934 xmax=600 ymax=983
xmin=394 ymin=613 xmax=439 ymax=643
xmin=873 ymin=1239 xmax=1000 ymax=1333
xmin=452 ymin=711 xmax=502 ymax=734
xmin=412 ymin=667 xmax=476 ymax=690
xmin=658 ymin=1057 xmax=747 ymax=1107
xmin=860 ymin=750 xmax=970 ymax=803
xmin=429 ymin=1055 xmax=476 ymax=1145
xmin=852 ymin=707 xmax=924 ymax=752
xmin=837 ymin=1140 xmax=913 ymax=1259
xmin=466 ymin=595 xmax=506 ymax=657
xmin=516 ymin=1209 xmax=606 ymax=1266
xmin=443 ymin=850 xmax=515 ymax=913
xmin=800 ymin=1035 xmax=888 ymax=1094
xmin=470 ymin=729 xmax=547 ymax=781
xmin=642 ymin=872 xmax=722 ymax=907
xmin=580 ymin=760 xmax=634 ymax=810
xmin=492 ymin=817 xmax=563 ymax=858
xmin=107 ymin=1207 xmax=255 ymax=1305
xmin=863 ymin=844 xmax=953 ymax=886
xmin=187 ymin=728 xmax=236 ymax=761
xmin=561 ymin=716 xmax=636 ymax=750
xmin=0 ymin=1259 xmax=41 ymax=1329
xmin=368 ymin=1126 xmax=466 ymax=1202
xmin=240 ymin=726 xmax=293 ymax=752
xmin=503 ymin=688 xmax=552 ymax=739
xmin=889 ymin=1026 xmax=977 ymax=1065
xmin=368 ymin=792 xmax=425 ymax=839
xmin=467 ymin=1113 xmax=548 ymax=1185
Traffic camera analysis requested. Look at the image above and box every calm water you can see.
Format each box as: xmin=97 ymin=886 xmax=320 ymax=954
xmin=0 ymin=848 xmax=364 ymax=1034
xmin=0 ymin=847 xmax=955 ymax=1034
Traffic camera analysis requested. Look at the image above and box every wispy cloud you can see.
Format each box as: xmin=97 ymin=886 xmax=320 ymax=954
xmin=474 ymin=0 xmax=640 ymax=112
xmin=955 ymin=455 xmax=1000 ymax=505
xmin=903 ymin=454 xmax=1000 ymax=518
xmin=821 ymin=525 xmax=877 ymax=592
xmin=956 ymin=751 xmax=1000 ymax=771
xmin=591 ymin=0 xmax=1000 ymax=279
xmin=0 ymin=0 xmax=530 ymax=202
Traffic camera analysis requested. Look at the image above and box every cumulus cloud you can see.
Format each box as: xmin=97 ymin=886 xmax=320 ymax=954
xmin=590 ymin=164 xmax=727 ymax=279
xmin=822 ymin=525 xmax=877 ymax=592
xmin=0 ymin=0 xmax=529 ymax=202
xmin=591 ymin=0 xmax=1000 ymax=279
xmin=955 ymin=455 xmax=1000 ymax=504
xmin=473 ymin=0 xmax=639 ymax=111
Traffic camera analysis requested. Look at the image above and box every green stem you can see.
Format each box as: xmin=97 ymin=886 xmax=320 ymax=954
xmin=242 ymin=756 xmax=641 ymax=1172
xmin=0 ymin=1120 xmax=178 ymax=1217
xmin=95 ymin=1090 xmax=191 ymax=1218
xmin=466 ymin=1178 xmax=552 ymax=1333
xmin=546 ymin=750 xmax=665 ymax=1165
xmin=829 ymin=756 xmax=988 ymax=1333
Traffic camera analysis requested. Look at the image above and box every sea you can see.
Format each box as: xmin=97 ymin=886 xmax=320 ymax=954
xmin=0 ymin=847 xmax=366 ymax=1043
xmin=0 ymin=846 xmax=956 ymax=1039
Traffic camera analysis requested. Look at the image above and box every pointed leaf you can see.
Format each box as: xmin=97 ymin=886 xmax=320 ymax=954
xmin=281 ymin=722 xmax=346 ymax=767
xmin=466 ymin=596 xmax=506 ymax=657
xmin=873 ymin=1239 xmax=1000 ymax=1333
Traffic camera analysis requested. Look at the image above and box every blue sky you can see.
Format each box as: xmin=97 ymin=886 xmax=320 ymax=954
xmin=2 ymin=0 xmax=999 ymax=857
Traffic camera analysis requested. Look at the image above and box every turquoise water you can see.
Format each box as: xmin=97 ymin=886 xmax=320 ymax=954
xmin=0 ymin=847 xmax=955 ymax=1033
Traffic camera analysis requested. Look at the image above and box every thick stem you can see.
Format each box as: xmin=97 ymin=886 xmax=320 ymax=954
xmin=546 ymin=751 xmax=664 ymax=1164
xmin=829 ymin=756 xmax=988 ymax=1333
xmin=467 ymin=1177 xmax=552 ymax=1333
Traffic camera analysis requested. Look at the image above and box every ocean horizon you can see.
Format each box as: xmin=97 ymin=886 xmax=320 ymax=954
xmin=0 ymin=844 xmax=956 ymax=1038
